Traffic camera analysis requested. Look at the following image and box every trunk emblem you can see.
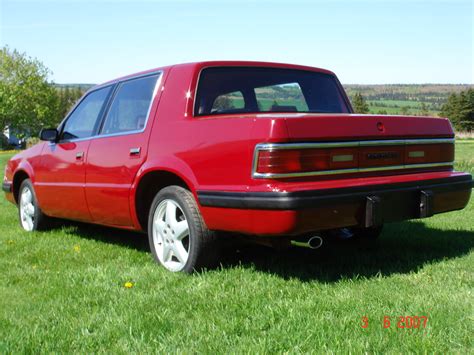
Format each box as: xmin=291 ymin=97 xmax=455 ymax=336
xmin=377 ymin=122 xmax=385 ymax=132
xmin=367 ymin=152 xmax=399 ymax=159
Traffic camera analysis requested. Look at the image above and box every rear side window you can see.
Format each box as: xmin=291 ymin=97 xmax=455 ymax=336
xmin=61 ymin=86 xmax=112 ymax=140
xmin=195 ymin=67 xmax=350 ymax=116
xmin=101 ymin=74 xmax=159 ymax=135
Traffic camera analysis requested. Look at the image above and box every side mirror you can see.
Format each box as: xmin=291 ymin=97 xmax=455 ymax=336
xmin=39 ymin=128 xmax=59 ymax=142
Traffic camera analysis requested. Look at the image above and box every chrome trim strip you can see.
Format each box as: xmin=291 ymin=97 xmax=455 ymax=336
xmin=253 ymin=162 xmax=454 ymax=179
xmin=257 ymin=141 xmax=358 ymax=150
xmin=404 ymin=138 xmax=455 ymax=145
xmin=360 ymin=139 xmax=408 ymax=147
xmin=252 ymin=138 xmax=455 ymax=179
xmin=255 ymin=138 xmax=454 ymax=151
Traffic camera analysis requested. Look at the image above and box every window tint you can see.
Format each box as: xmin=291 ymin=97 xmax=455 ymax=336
xmin=62 ymin=86 xmax=112 ymax=140
xmin=101 ymin=74 xmax=159 ymax=135
xmin=195 ymin=67 xmax=350 ymax=116
xmin=254 ymin=83 xmax=308 ymax=112
xmin=211 ymin=91 xmax=244 ymax=113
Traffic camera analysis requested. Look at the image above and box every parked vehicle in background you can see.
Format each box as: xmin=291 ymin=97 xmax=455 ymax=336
xmin=3 ymin=61 xmax=473 ymax=273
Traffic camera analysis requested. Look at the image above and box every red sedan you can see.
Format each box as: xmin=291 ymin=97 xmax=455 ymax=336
xmin=3 ymin=61 xmax=472 ymax=272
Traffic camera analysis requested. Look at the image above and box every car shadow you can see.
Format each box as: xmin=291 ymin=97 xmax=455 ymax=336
xmin=55 ymin=219 xmax=473 ymax=282
xmin=55 ymin=220 xmax=150 ymax=252
xmin=220 ymin=221 xmax=474 ymax=282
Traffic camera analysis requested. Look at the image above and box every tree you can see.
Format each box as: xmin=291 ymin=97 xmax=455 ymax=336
xmin=56 ymin=86 xmax=85 ymax=119
xmin=0 ymin=46 xmax=59 ymax=138
xmin=212 ymin=95 xmax=233 ymax=111
xmin=400 ymin=106 xmax=409 ymax=115
xmin=420 ymin=102 xmax=429 ymax=116
xmin=440 ymin=89 xmax=474 ymax=131
xmin=351 ymin=93 xmax=369 ymax=114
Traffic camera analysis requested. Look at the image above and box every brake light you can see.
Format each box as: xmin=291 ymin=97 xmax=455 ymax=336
xmin=405 ymin=144 xmax=454 ymax=164
xmin=256 ymin=147 xmax=357 ymax=174
xmin=253 ymin=139 xmax=454 ymax=178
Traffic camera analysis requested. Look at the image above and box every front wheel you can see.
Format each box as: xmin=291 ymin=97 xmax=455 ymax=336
xmin=18 ymin=179 xmax=50 ymax=231
xmin=147 ymin=186 xmax=219 ymax=273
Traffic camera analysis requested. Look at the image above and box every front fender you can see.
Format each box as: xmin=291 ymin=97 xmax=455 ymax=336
xmin=15 ymin=160 xmax=35 ymax=184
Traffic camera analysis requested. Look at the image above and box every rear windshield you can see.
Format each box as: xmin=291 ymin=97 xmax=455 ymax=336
xmin=195 ymin=67 xmax=351 ymax=116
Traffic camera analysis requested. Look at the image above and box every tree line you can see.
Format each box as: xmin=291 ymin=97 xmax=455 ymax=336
xmin=351 ymin=91 xmax=473 ymax=131
xmin=0 ymin=47 xmax=87 ymax=147
xmin=439 ymin=89 xmax=474 ymax=131
xmin=1 ymin=46 xmax=473 ymax=150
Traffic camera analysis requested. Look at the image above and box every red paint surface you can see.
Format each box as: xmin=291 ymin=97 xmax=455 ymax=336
xmin=3 ymin=61 xmax=471 ymax=235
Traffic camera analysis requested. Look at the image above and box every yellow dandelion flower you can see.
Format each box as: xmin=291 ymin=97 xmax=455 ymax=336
xmin=73 ymin=245 xmax=80 ymax=252
xmin=124 ymin=281 xmax=134 ymax=288
xmin=32 ymin=265 xmax=37 ymax=269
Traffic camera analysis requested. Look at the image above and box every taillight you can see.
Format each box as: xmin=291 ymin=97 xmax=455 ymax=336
xmin=256 ymin=147 xmax=357 ymax=175
xmin=405 ymin=144 xmax=454 ymax=164
xmin=253 ymin=139 xmax=454 ymax=178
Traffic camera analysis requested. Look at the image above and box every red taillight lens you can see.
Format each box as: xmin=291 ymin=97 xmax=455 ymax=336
xmin=405 ymin=144 xmax=454 ymax=164
xmin=256 ymin=148 xmax=357 ymax=175
xmin=257 ymin=150 xmax=301 ymax=174
xmin=254 ymin=140 xmax=454 ymax=177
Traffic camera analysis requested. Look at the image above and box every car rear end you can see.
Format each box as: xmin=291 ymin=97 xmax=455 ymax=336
xmin=192 ymin=63 xmax=473 ymax=236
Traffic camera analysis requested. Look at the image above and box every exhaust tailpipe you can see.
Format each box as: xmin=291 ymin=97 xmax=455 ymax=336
xmin=291 ymin=236 xmax=323 ymax=249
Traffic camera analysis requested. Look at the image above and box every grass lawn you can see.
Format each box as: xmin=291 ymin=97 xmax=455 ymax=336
xmin=0 ymin=143 xmax=473 ymax=353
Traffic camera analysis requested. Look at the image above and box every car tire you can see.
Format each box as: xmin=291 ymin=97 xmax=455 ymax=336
xmin=18 ymin=179 xmax=50 ymax=231
xmin=147 ymin=185 xmax=219 ymax=273
xmin=352 ymin=225 xmax=383 ymax=241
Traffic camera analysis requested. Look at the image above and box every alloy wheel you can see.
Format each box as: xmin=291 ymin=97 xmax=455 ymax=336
xmin=20 ymin=187 xmax=35 ymax=231
xmin=152 ymin=199 xmax=190 ymax=271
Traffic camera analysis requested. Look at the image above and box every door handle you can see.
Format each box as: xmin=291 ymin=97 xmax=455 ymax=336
xmin=76 ymin=152 xmax=84 ymax=160
xmin=129 ymin=147 xmax=141 ymax=156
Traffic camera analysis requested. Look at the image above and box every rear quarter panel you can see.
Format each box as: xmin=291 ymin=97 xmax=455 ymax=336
xmin=145 ymin=64 xmax=256 ymax=194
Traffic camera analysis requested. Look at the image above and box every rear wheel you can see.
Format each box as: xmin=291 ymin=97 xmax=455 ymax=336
xmin=147 ymin=186 xmax=219 ymax=273
xmin=18 ymin=179 xmax=49 ymax=231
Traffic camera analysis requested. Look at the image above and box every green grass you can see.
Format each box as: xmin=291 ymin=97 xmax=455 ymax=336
xmin=0 ymin=144 xmax=473 ymax=353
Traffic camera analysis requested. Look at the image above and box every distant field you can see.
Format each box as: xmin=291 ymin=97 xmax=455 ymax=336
xmin=344 ymin=84 xmax=473 ymax=116
xmin=58 ymin=83 xmax=472 ymax=117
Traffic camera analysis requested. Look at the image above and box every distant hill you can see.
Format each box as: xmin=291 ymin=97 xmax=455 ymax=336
xmin=343 ymin=84 xmax=473 ymax=116
xmin=56 ymin=83 xmax=473 ymax=117
xmin=54 ymin=83 xmax=95 ymax=91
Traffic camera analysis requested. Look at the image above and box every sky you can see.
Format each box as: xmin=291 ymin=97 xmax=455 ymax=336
xmin=0 ymin=0 xmax=472 ymax=84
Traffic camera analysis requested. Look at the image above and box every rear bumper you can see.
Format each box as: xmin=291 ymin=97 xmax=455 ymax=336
xmin=198 ymin=174 xmax=473 ymax=236
xmin=198 ymin=175 xmax=473 ymax=210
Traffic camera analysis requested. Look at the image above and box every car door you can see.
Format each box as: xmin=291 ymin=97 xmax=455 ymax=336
xmin=35 ymin=85 xmax=113 ymax=221
xmin=85 ymin=73 xmax=162 ymax=227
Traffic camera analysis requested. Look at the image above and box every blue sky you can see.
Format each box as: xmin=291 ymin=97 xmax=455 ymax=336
xmin=0 ymin=0 xmax=472 ymax=84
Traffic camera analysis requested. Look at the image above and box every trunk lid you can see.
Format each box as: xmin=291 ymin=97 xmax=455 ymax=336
xmin=277 ymin=113 xmax=453 ymax=141
xmin=251 ymin=113 xmax=455 ymax=179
